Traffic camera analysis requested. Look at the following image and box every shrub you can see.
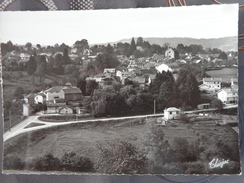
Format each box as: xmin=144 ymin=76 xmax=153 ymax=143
xmin=3 ymin=154 xmax=25 ymax=170
xmin=60 ymin=152 xmax=93 ymax=172
xmin=173 ymin=137 xmax=199 ymax=163
xmin=31 ymin=153 xmax=60 ymax=171
xmin=94 ymin=140 xmax=148 ymax=174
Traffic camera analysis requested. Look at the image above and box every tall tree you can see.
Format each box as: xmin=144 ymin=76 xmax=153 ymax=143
xmin=73 ymin=39 xmax=89 ymax=55
xmin=62 ymin=48 xmax=71 ymax=65
xmin=129 ymin=38 xmax=136 ymax=56
xmin=136 ymin=37 xmax=143 ymax=46
xmin=27 ymin=56 xmax=36 ymax=76
xmin=176 ymin=66 xmax=200 ymax=108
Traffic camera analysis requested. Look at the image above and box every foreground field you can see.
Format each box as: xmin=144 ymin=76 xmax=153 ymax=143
xmin=3 ymin=117 xmax=240 ymax=174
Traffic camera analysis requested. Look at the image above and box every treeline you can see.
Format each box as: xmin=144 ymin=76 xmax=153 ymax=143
xmin=83 ymin=66 xmax=202 ymax=118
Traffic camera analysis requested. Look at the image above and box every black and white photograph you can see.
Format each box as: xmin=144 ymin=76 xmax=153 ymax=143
xmin=0 ymin=4 xmax=241 ymax=174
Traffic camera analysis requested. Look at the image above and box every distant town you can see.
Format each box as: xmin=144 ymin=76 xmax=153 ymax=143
xmin=1 ymin=37 xmax=240 ymax=174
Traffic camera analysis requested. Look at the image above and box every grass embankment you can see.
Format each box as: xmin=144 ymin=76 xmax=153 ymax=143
xmin=3 ymin=117 xmax=240 ymax=174
xmin=4 ymin=115 xmax=27 ymax=132
xmin=38 ymin=114 xmax=92 ymax=122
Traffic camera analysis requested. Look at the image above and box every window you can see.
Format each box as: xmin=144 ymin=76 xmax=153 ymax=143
xmin=170 ymin=112 xmax=172 ymax=115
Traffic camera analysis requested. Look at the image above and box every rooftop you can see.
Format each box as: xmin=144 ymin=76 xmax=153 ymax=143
xmin=203 ymin=78 xmax=222 ymax=82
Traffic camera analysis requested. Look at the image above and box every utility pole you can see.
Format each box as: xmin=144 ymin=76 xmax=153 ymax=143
xmin=154 ymin=99 xmax=156 ymax=114
xmin=9 ymin=109 xmax=11 ymax=131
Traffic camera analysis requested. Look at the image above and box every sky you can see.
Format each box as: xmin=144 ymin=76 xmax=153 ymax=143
xmin=0 ymin=4 xmax=239 ymax=46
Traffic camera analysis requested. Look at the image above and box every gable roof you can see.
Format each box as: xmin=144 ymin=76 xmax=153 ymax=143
xmin=45 ymin=86 xmax=63 ymax=93
xmin=63 ymin=87 xmax=82 ymax=94
xmin=203 ymin=78 xmax=222 ymax=82
xmin=132 ymin=76 xmax=145 ymax=84
xmin=165 ymin=107 xmax=181 ymax=112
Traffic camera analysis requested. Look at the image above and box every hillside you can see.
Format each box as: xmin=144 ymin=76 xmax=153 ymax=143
xmin=108 ymin=37 xmax=237 ymax=52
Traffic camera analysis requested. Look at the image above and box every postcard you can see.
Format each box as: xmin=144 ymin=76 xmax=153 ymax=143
xmin=0 ymin=4 xmax=240 ymax=174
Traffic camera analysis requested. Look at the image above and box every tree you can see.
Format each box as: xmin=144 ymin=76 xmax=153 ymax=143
xmin=129 ymin=37 xmax=136 ymax=56
xmin=176 ymin=66 xmax=200 ymax=108
xmin=133 ymin=49 xmax=144 ymax=58
xmin=143 ymin=119 xmax=175 ymax=173
xmin=136 ymin=37 xmax=143 ymax=46
xmin=94 ymin=140 xmax=148 ymax=174
xmin=13 ymin=87 xmax=25 ymax=99
xmin=62 ymin=48 xmax=71 ymax=65
xmin=27 ymin=56 xmax=36 ymax=75
xmin=73 ymin=39 xmax=89 ymax=55
xmin=25 ymin=42 xmax=32 ymax=50
xmin=211 ymin=99 xmax=223 ymax=111
xmin=86 ymin=80 xmax=99 ymax=96
xmin=35 ymin=63 xmax=47 ymax=84
xmin=77 ymin=76 xmax=87 ymax=95
xmin=219 ymin=51 xmax=228 ymax=60
xmin=64 ymin=64 xmax=77 ymax=76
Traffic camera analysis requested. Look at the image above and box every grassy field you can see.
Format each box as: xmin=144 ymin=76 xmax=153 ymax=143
xmin=206 ymin=68 xmax=238 ymax=83
xmin=3 ymin=116 xmax=240 ymax=174
xmin=2 ymin=71 xmax=63 ymax=99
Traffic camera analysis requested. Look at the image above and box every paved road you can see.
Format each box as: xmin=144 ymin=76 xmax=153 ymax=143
xmin=3 ymin=113 xmax=164 ymax=142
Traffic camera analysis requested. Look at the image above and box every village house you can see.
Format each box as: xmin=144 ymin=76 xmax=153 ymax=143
xmin=46 ymin=103 xmax=66 ymax=114
xmin=34 ymin=93 xmax=46 ymax=104
xmin=132 ymin=76 xmax=146 ymax=90
xmin=197 ymin=103 xmax=210 ymax=110
xmin=23 ymin=93 xmax=35 ymax=105
xmin=165 ymin=47 xmax=175 ymax=59
xmin=231 ymin=78 xmax=238 ymax=89
xmin=217 ymin=88 xmax=238 ymax=105
xmin=199 ymin=78 xmax=222 ymax=91
xmin=103 ymin=68 xmax=116 ymax=75
xmin=44 ymin=86 xmax=64 ymax=101
xmin=164 ymin=107 xmax=181 ymax=120
xmin=155 ymin=63 xmax=173 ymax=73
xmin=59 ymin=106 xmax=73 ymax=114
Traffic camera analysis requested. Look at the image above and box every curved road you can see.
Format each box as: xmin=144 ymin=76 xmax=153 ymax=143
xmin=3 ymin=113 xmax=164 ymax=142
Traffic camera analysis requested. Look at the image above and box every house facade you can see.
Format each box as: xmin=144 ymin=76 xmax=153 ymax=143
xmin=218 ymin=89 xmax=238 ymax=105
xmin=34 ymin=93 xmax=46 ymax=104
xmin=164 ymin=107 xmax=181 ymax=120
xmin=202 ymin=78 xmax=222 ymax=90
xmin=165 ymin=48 xmax=175 ymax=59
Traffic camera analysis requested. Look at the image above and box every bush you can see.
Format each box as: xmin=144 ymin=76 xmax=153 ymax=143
xmin=173 ymin=137 xmax=199 ymax=162
xmin=31 ymin=153 xmax=60 ymax=171
xmin=94 ymin=140 xmax=148 ymax=174
xmin=60 ymin=152 xmax=93 ymax=172
xmin=3 ymin=154 xmax=25 ymax=170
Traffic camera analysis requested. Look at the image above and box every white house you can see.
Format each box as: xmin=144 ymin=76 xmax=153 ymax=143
xmin=202 ymin=78 xmax=222 ymax=90
xmin=217 ymin=89 xmax=238 ymax=105
xmin=165 ymin=48 xmax=175 ymax=59
xmin=44 ymin=86 xmax=64 ymax=101
xmin=164 ymin=107 xmax=181 ymax=120
xmin=34 ymin=93 xmax=46 ymax=104
xmin=155 ymin=63 xmax=173 ymax=73
xmin=231 ymin=78 xmax=238 ymax=89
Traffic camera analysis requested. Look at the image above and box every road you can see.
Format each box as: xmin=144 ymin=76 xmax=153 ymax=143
xmin=3 ymin=113 xmax=164 ymax=142
xmin=4 ymin=104 xmax=238 ymax=142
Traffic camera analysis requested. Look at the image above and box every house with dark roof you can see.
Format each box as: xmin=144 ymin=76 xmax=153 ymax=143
xmin=200 ymin=78 xmax=222 ymax=91
xmin=132 ymin=76 xmax=146 ymax=90
xmin=63 ymin=87 xmax=83 ymax=101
